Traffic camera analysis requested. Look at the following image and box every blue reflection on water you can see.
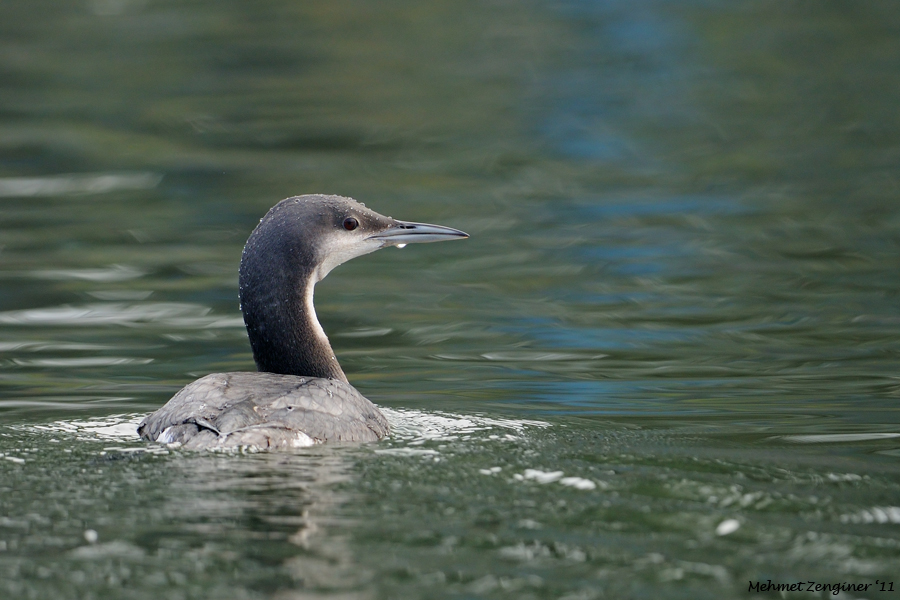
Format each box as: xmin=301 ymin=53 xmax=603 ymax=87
xmin=508 ymin=317 xmax=697 ymax=351
xmin=537 ymin=0 xmax=699 ymax=161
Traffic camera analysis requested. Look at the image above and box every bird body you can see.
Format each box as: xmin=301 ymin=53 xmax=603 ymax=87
xmin=138 ymin=373 xmax=389 ymax=449
xmin=138 ymin=195 xmax=467 ymax=449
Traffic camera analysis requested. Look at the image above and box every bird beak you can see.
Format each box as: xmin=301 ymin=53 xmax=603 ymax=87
xmin=369 ymin=220 xmax=469 ymax=247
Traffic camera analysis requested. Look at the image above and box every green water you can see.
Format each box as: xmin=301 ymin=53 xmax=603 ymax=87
xmin=2 ymin=1 xmax=900 ymax=598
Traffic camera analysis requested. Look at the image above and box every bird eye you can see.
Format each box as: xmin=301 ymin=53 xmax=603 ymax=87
xmin=343 ymin=217 xmax=359 ymax=231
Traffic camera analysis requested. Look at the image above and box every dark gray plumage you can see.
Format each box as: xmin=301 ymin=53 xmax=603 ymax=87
xmin=138 ymin=194 xmax=467 ymax=450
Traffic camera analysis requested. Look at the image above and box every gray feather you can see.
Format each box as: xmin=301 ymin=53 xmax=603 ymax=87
xmin=137 ymin=372 xmax=390 ymax=450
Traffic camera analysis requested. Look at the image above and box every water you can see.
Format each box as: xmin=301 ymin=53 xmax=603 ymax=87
xmin=2 ymin=0 xmax=900 ymax=598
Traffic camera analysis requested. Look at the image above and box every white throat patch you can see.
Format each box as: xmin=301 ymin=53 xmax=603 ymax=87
xmin=314 ymin=235 xmax=384 ymax=283
xmin=303 ymin=282 xmax=329 ymax=344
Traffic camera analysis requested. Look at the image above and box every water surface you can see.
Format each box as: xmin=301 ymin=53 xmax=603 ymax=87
xmin=1 ymin=1 xmax=899 ymax=598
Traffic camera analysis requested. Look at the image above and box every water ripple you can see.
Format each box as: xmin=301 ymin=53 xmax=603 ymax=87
xmin=11 ymin=357 xmax=152 ymax=368
xmin=0 ymin=303 xmax=243 ymax=328
xmin=0 ymin=172 xmax=162 ymax=198
xmin=779 ymin=433 xmax=900 ymax=444
xmin=27 ymin=265 xmax=147 ymax=282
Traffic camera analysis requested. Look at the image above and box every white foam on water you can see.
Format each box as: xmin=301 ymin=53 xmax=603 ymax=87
xmin=381 ymin=407 xmax=549 ymax=444
xmin=511 ymin=469 xmax=601 ymax=491
xmin=559 ymin=476 xmax=597 ymax=490
xmin=14 ymin=415 xmax=179 ymax=457
xmin=518 ymin=469 xmax=564 ymax=484
xmin=25 ymin=414 xmax=144 ymax=441
xmin=715 ymin=519 xmax=741 ymax=536
xmin=839 ymin=506 xmax=900 ymax=524
xmin=379 ymin=409 xmax=597 ymax=491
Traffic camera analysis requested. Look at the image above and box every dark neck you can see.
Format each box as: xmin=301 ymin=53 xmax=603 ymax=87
xmin=239 ymin=261 xmax=348 ymax=383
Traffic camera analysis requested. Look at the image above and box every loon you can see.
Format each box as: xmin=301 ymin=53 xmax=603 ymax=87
xmin=137 ymin=194 xmax=468 ymax=449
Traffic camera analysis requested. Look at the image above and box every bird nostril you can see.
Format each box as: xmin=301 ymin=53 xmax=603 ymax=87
xmin=343 ymin=217 xmax=359 ymax=231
